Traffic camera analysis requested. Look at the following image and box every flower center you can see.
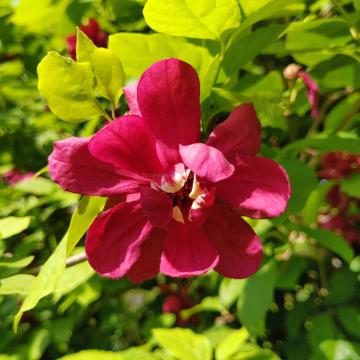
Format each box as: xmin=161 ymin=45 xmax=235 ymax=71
xmin=151 ymin=163 xmax=215 ymax=224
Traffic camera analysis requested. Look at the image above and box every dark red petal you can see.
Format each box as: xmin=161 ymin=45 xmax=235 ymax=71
xmin=179 ymin=143 xmax=234 ymax=182
xmin=127 ymin=228 xmax=165 ymax=283
xmin=216 ymin=156 xmax=291 ymax=218
xmin=48 ymin=137 xmax=142 ymax=196
xmin=207 ymin=103 xmax=261 ymax=162
xmin=85 ymin=201 xmax=153 ymax=279
xmin=137 ymin=58 xmax=201 ymax=166
xmin=204 ymin=205 xmax=263 ymax=278
xmin=160 ymin=221 xmax=219 ymax=277
xmin=139 ymin=186 xmax=173 ymax=228
xmin=89 ymin=115 xmax=165 ymax=178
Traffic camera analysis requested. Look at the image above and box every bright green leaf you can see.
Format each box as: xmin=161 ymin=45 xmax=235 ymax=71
xmin=0 ymin=216 xmax=31 ymax=239
xmin=13 ymin=177 xmax=55 ymax=195
xmin=153 ymin=328 xmax=213 ymax=360
xmin=37 ymin=51 xmax=103 ymax=122
xmin=108 ymin=33 xmax=213 ymax=80
xmin=0 ymin=274 xmax=35 ymax=296
xmin=181 ymin=296 xmax=225 ymax=319
xmin=215 ymin=328 xmax=250 ymax=360
xmin=0 ymin=256 xmax=34 ymax=279
xmin=58 ymin=350 xmax=124 ymax=360
xmin=286 ymin=18 xmax=352 ymax=66
xmin=13 ymin=196 xmax=105 ymax=332
xmin=237 ymin=261 xmax=277 ymax=335
xmin=143 ymin=0 xmax=241 ymax=40
xmin=302 ymin=227 xmax=354 ymax=263
xmin=281 ymin=158 xmax=318 ymax=213
xmin=219 ymin=278 xmax=245 ymax=308
xmin=53 ymin=258 xmax=94 ymax=301
xmin=319 ymin=340 xmax=360 ymax=360
xmin=76 ymin=30 xmax=125 ymax=106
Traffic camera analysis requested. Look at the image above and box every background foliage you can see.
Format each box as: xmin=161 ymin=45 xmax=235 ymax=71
xmin=0 ymin=0 xmax=360 ymax=359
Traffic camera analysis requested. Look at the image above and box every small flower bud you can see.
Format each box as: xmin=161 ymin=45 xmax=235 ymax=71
xmin=283 ymin=64 xmax=302 ymax=80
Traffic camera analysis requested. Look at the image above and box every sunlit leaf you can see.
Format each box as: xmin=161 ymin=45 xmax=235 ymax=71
xmin=143 ymin=0 xmax=240 ymax=40
xmin=37 ymin=52 xmax=103 ymax=122
xmin=0 ymin=216 xmax=31 ymax=239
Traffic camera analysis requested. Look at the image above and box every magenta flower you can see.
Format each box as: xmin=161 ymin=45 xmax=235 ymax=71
xmin=48 ymin=59 xmax=290 ymax=282
xmin=66 ymin=18 xmax=108 ymax=60
xmin=3 ymin=168 xmax=34 ymax=186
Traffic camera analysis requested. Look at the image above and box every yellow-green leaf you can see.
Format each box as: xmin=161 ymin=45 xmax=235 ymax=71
xmin=37 ymin=51 xmax=103 ymax=122
xmin=143 ymin=0 xmax=241 ymax=40
xmin=76 ymin=30 xmax=125 ymax=106
xmin=0 ymin=216 xmax=31 ymax=239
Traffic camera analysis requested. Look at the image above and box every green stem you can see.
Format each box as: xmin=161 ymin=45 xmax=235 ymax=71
xmin=96 ymin=102 xmax=112 ymax=122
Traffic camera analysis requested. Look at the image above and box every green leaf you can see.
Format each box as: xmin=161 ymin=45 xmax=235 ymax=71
xmin=13 ymin=196 xmax=105 ymax=332
xmin=319 ymin=340 xmax=360 ymax=360
xmin=279 ymin=133 xmax=360 ymax=157
xmin=302 ymin=181 xmax=334 ymax=226
xmin=221 ymin=24 xmax=285 ymax=80
xmin=143 ymin=0 xmax=241 ymax=40
xmin=53 ymin=258 xmax=94 ymax=301
xmin=215 ymin=328 xmax=250 ymax=360
xmin=11 ymin=0 xmax=67 ymax=34
xmin=236 ymin=0 xmax=305 ymax=34
xmin=286 ymin=18 xmax=352 ymax=66
xmin=180 ymin=296 xmax=225 ymax=319
xmin=58 ymin=350 xmax=124 ymax=360
xmin=200 ymin=54 xmax=222 ymax=102
xmin=37 ymin=52 xmax=103 ymax=123
xmin=13 ymin=177 xmax=55 ymax=195
xmin=276 ymin=257 xmax=309 ymax=290
xmin=0 ymin=216 xmax=31 ymax=239
xmin=0 ymin=256 xmax=34 ymax=279
xmin=66 ymin=196 xmax=106 ymax=254
xmin=219 ymin=278 xmax=245 ymax=308
xmin=234 ymin=71 xmax=285 ymax=102
xmin=302 ymin=228 xmax=354 ymax=263
xmin=325 ymin=93 xmax=360 ymax=130
xmin=108 ymin=33 xmax=213 ymax=80
xmin=237 ymin=261 xmax=277 ymax=335
xmin=354 ymin=0 xmax=360 ymax=12
xmin=327 ymin=269 xmax=357 ymax=305
xmin=0 ymin=274 xmax=35 ymax=295
xmin=341 ymin=173 xmax=360 ymax=199
xmin=337 ymin=305 xmax=360 ymax=338
xmin=153 ymin=328 xmax=213 ymax=360
xmin=280 ymin=159 xmax=318 ymax=213
xmin=76 ymin=30 xmax=125 ymax=106
xmin=253 ymin=96 xmax=288 ymax=130
xmin=307 ymin=313 xmax=337 ymax=352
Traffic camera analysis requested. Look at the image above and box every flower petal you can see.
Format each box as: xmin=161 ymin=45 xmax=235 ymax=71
xmin=216 ymin=157 xmax=291 ymax=218
xmin=137 ymin=58 xmax=201 ymax=166
xmin=124 ymin=82 xmax=141 ymax=116
xmin=127 ymin=229 xmax=165 ymax=283
xmin=204 ymin=205 xmax=262 ymax=278
xmin=207 ymin=104 xmax=261 ymax=161
xmin=139 ymin=186 xmax=173 ymax=228
xmin=48 ymin=137 xmax=141 ymax=196
xmin=89 ymin=115 xmax=165 ymax=178
xmin=160 ymin=221 xmax=219 ymax=277
xmin=86 ymin=201 xmax=153 ymax=279
xmin=179 ymin=143 xmax=234 ymax=182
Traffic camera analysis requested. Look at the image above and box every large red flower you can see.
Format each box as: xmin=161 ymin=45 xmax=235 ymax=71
xmin=48 ymin=59 xmax=290 ymax=282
